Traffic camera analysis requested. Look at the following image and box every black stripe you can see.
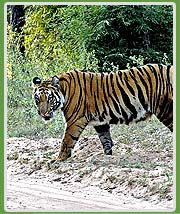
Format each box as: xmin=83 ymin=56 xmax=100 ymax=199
xmin=53 ymin=91 xmax=61 ymax=110
xmin=124 ymin=72 xmax=135 ymax=96
xmin=154 ymin=72 xmax=162 ymax=114
xmin=63 ymin=72 xmax=76 ymax=114
xmin=70 ymin=72 xmax=76 ymax=87
xmin=90 ymin=73 xmax=94 ymax=96
xmin=59 ymin=77 xmax=69 ymax=83
xmin=136 ymin=83 xmax=148 ymax=111
xmin=94 ymin=91 xmax=101 ymax=116
xmin=119 ymin=104 xmax=129 ymax=123
xmin=106 ymin=74 xmax=110 ymax=96
xmin=71 ymin=96 xmax=84 ymax=119
xmin=74 ymin=71 xmax=83 ymax=110
xmin=142 ymin=67 xmax=153 ymax=112
xmin=147 ymin=65 xmax=159 ymax=113
xmin=109 ymin=73 xmax=121 ymax=115
xmin=136 ymin=67 xmax=149 ymax=100
xmin=83 ymin=72 xmax=87 ymax=105
xmin=101 ymin=73 xmax=104 ymax=88
xmin=116 ymin=75 xmax=137 ymax=118
xmin=96 ymin=74 xmax=99 ymax=99
xmin=75 ymin=124 xmax=85 ymax=130
xmin=39 ymin=88 xmax=44 ymax=92
xmin=161 ymin=101 xmax=173 ymax=126
xmin=66 ymin=111 xmax=88 ymax=129
xmin=160 ymin=103 xmax=172 ymax=124
xmin=102 ymin=76 xmax=119 ymax=121
xmin=102 ymin=100 xmax=108 ymax=117
xmin=156 ymin=92 xmax=169 ymax=119
xmin=130 ymin=69 xmax=136 ymax=78
xmin=110 ymin=117 xmax=119 ymax=124
xmin=94 ymin=124 xmax=110 ymax=133
xmin=167 ymin=65 xmax=172 ymax=84
xmin=102 ymin=77 xmax=110 ymax=107
xmin=111 ymin=73 xmax=121 ymax=101
xmin=118 ymin=71 xmax=124 ymax=84
xmin=65 ymin=71 xmax=84 ymax=122
xmin=154 ymin=64 xmax=165 ymax=114
xmin=99 ymin=116 xmax=104 ymax=122
xmin=69 ymin=134 xmax=79 ymax=141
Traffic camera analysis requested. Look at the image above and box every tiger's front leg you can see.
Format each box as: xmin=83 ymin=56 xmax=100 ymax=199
xmin=56 ymin=118 xmax=87 ymax=161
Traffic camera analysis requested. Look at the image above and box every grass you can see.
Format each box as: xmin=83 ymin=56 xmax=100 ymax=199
xmin=8 ymin=106 xmax=65 ymax=139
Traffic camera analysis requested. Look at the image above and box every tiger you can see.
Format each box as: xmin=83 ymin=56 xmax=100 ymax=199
xmin=33 ymin=64 xmax=173 ymax=161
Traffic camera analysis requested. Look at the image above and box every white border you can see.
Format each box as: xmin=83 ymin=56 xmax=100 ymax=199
xmin=4 ymin=2 xmax=176 ymax=213
xmin=4 ymin=1 xmax=177 ymax=5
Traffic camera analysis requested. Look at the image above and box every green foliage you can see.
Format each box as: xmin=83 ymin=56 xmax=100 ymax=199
xmin=23 ymin=5 xmax=99 ymax=73
xmin=22 ymin=5 xmax=173 ymax=72
xmin=86 ymin=5 xmax=173 ymax=70
xmin=7 ymin=5 xmax=173 ymax=138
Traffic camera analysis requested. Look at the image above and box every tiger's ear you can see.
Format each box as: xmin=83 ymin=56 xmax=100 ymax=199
xmin=33 ymin=77 xmax=41 ymax=85
xmin=52 ymin=76 xmax=59 ymax=88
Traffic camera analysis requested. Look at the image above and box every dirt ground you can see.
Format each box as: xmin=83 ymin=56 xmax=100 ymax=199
xmin=5 ymin=122 xmax=175 ymax=212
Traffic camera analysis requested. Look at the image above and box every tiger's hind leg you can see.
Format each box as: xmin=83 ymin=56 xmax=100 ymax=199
xmin=94 ymin=124 xmax=114 ymax=155
xmin=156 ymin=98 xmax=173 ymax=132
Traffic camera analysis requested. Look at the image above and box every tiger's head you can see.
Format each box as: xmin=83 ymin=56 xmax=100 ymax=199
xmin=32 ymin=76 xmax=65 ymax=121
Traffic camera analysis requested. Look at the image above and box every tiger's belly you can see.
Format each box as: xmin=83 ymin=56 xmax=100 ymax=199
xmin=88 ymin=108 xmax=151 ymax=127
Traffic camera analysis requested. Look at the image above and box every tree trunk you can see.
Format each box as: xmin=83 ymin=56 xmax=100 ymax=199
xmin=11 ymin=5 xmax=25 ymax=55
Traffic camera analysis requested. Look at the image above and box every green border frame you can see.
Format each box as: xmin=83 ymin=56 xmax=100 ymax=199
xmin=1 ymin=0 xmax=178 ymax=214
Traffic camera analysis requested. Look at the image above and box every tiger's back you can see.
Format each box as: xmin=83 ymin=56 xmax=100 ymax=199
xmin=61 ymin=64 xmax=173 ymax=129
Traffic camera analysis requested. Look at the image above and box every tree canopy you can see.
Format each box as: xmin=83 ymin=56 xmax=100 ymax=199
xmin=8 ymin=4 xmax=173 ymax=75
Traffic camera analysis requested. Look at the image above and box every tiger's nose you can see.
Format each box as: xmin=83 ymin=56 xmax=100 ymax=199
xmin=39 ymin=110 xmax=49 ymax=117
xmin=39 ymin=102 xmax=49 ymax=116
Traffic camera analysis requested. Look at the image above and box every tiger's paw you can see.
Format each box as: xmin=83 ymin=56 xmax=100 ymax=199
xmin=104 ymin=148 xmax=112 ymax=155
xmin=46 ymin=153 xmax=71 ymax=169
xmin=46 ymin=158 xmax=65 ymax=170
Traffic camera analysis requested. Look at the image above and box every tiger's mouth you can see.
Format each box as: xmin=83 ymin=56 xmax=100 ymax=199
xmin=38 ymin=110 xmax=53 ymax=121
xmin=43 ymin=115 xmax=52 ymax=121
